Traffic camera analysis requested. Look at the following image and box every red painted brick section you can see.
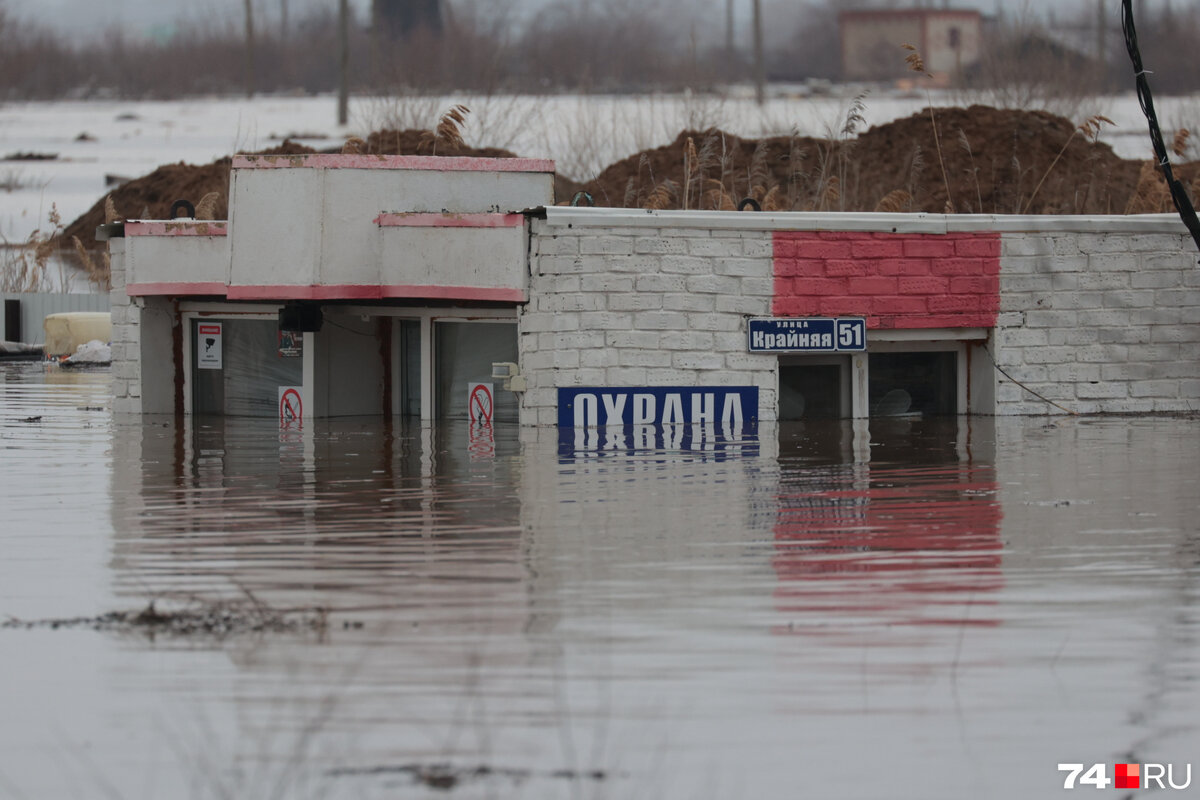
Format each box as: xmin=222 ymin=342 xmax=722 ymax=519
xmin=796 ymin=241 xmax=855 ymax=259
xmin=774 ymin=297 xmax=823 ymax=316
xmin=954 ymin=236 xmax=1001 ymax=257
xmin=949 ymin=276 xmax=1000 ymax=295
xmin=824 ymin=259 xmax=865 ymax=276
xmin=875 ymin=258 xmax=932 ymax=276
xmin=899 ymin=277 xmax=950 ymax=294
xmin=777 ymin=258 xmax=827 ymax=277
xmin=819 ymin=297 xmax=872 ymax=316
xmin=871 ymin=296 xmax=930 ymax=315
xmin=773 ymin=231 xmax=1001 ymax=328
xmin=848 ymin=277 xmax=898 ymax=295
xmin=932 ymin=257 xmax=987 ymax=276
xmin=797 ymin=277 xmax=851 ymax=295
xmin=902 ymin=239 xmax=957 ymax=258
xmin=774 ymin=238 xmax=799 ymax=259
xmin=850 ymin=239 xmax=906 ymax=258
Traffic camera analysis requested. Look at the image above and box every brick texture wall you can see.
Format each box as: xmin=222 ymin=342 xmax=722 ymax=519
xmin=526 ymin=212 xmax=1199 ymax=423
xmin=107 ymin=240 xmax=142 ymax=414
xmin=520 ymin=221 xmax=778 ymax=426
xmin=773 ymin=231 xmax=1001 ymax=329
xmin=994 ymin=231 xmax=1200 ymax=414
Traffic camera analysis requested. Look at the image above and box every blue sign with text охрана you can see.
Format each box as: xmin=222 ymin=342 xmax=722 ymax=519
xmin=557 ymin=387 xmax=759 ymax=428
xmin=747 ymin=317 xmax=867 ymax=353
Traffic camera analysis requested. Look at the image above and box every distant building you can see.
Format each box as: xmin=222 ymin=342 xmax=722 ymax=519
xmin=839 ymin=8 xmax=982 ymax=83
xmin=373 ymin=0 xmax=443 ymax=39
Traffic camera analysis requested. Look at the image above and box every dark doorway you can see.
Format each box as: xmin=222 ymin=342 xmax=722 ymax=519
xmin=779 ymin=363 xmax=845 ymax=420
xmin=868 ymin=351 xmax=957 ymax=417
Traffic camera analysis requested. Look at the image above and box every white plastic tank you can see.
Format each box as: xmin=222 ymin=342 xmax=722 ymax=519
xmin=43 ymin=312 xmax=111 ymax=359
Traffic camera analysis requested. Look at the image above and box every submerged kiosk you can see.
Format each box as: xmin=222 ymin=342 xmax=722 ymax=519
xmin=104 ymin=154 xmax=1200 ymax=426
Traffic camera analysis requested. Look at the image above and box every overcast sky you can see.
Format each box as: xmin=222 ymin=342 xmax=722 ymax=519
xmin=8 ymin=0 xmax=1105 ymax=41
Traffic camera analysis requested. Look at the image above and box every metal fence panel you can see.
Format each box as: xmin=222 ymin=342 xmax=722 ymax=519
xmin=0 ymin=293 xmax=111 ymax=344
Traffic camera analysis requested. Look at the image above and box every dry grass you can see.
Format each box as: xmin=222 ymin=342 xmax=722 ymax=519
xmin=1125 ymin=160 xmax=1171 ymax=214
xmin=423 ymin=104 xmax=470 ymax=155
xmin=194 ymin=191 xmax=220 ymax=220
xmin=902 ymin=44 xmax=953 ymax=213
xmin=958 ymin=129 xmax=983 ymax=213
xmin=70 ymin=235 xmax=111 ymax=290
xmin=1023 ymin=114 xmax=1113 ymax=213
xmin=1173 ymin=128 xmax=1191 ymax=158
xmin=1 ymin=206 xmax=83 ymax=292
xmin=875 ymin=189 xmax=913 ymax=213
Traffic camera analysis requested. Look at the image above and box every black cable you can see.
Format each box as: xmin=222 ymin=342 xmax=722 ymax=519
xmin=1122 ymin=0 xmax=1200 ymax=262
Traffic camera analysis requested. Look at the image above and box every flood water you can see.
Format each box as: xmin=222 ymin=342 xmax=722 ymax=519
xmin=2 ymin=362 xmax=1199 ymax=799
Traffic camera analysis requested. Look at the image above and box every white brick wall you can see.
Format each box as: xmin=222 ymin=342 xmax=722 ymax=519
xmin=521 ymin=221 xmax=777 ymax=427
xmin=107 ymin=240 xmax=143 ymax=415
xmin=996 ymin=231 xmax=1200 ymax=414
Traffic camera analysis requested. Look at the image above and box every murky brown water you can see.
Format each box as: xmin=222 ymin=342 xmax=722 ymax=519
xmin=2 ymin=362 xmax=1199 ymax=799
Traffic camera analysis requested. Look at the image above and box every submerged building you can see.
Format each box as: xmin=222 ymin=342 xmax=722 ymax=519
xmin=103 ymin=154 xmax=1200 ymax=427
xmin=839 ymin=8 xmax=983 ymax=83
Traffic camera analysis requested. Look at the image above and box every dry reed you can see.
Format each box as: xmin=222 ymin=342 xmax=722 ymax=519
xmin=958 ymin=129 xmax=983 ymax=213
xmin=1125 ymin=160 xmax=1170 ymax=214
xmin=902 ymin=44 xmax=953 ymax=213
xmin=1173 ymin=128 xmax=1191 ymax=158
xmin=644 ymin=178 xmax=677 ymax=210
xmin=683 ymin=136 xmax=698 ymax=210
xmin=875 ymin=189 xmax=912 ymax=213
xmin=1023 ymin=114 xmax=1113 ymax=213
xmin=194 ymin=192 xmax=220 ymax=220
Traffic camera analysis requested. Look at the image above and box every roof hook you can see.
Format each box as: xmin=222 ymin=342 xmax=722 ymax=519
xmin=169 ymin=199 xmax=196 ymax=219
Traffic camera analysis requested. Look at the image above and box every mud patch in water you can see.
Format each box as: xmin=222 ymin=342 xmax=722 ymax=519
xmin=3 ymin=597 xmax=329 ymax=638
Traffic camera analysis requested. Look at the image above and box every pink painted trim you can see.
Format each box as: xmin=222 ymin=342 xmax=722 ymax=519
xmin=381 ymin=285 xmax=526 ymax=302
xmin=232 ymin=153 xmax=555 ymax=173
xmin=374 ymin=212 xmax=524 ymax=228
xmin=125 ymin=221 xmax=228 ymax=237
xmin=225 ymin=284 xmax=526 ymax=302
xmin=127 ymin=282 xmax=229 ymax=296
xmin=227 ymin=285 xmax=383 ymax=301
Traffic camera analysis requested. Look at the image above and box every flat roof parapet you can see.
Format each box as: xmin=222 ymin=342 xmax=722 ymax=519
xmin=232 ymin=153 xmax=556 ymax=174
xmin=537 ymin=207 xmax=1192 ymax=235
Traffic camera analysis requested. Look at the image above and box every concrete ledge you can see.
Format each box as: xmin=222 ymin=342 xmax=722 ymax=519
xmin=374 ymin=212 xmax=524 ymax=228
xmin=538 ymin=208 xmax=1192 ymax=235
xmin=127 ymin=282 xmax=228 ymax=296
xmin=125 ymin=221 xmax=228 ymax=236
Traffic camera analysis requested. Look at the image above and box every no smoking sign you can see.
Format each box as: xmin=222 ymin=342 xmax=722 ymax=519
xmin=468 ymin=383 xmax=494 ymax=425
xmin=279 ymin=386 xmax=303 ymax=427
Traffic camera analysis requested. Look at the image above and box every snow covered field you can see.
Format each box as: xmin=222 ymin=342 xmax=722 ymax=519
xmin=1 ymin=90 xmax=1197 ymax=245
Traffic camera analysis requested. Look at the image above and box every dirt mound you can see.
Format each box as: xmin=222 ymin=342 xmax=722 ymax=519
xmin=579 ymin=105 xmax=1196 ymax=215
xmin=63 ymin=106 xmax=1199 ymax=258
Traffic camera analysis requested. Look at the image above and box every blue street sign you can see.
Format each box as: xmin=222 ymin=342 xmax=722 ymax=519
xmin=748 ymin=317 xmax=867 ymax=353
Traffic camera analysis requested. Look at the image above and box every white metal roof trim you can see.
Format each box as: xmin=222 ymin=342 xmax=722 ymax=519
xmin=538 ymin=207 xmax=1191 ymax=235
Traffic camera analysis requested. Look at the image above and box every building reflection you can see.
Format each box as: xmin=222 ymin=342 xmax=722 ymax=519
xmin=772 ymin=418 xmax=1004 ymax=632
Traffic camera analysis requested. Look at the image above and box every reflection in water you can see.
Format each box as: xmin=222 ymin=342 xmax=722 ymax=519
xmin=774 ymin=419 xmax=1003 ymax=630
xmin=3 ymin=362 xmax=1200 ymax=799
xmin=559 ymin=422 xmax=761 ymax=460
